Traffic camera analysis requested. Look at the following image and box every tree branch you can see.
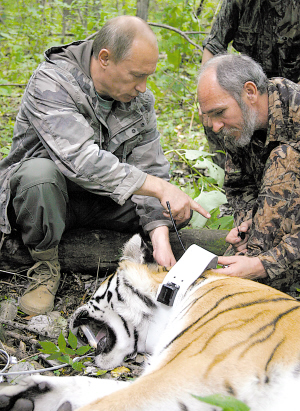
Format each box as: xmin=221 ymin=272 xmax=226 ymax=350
xmin=0 ymin=84 xmax=26 ymax=87
xmin=148 ymin=22 xmax=203 ymax=51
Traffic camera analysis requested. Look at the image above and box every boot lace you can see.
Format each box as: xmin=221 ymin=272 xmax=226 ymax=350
xmin=25 ymin=261 xmax=59 ymax=295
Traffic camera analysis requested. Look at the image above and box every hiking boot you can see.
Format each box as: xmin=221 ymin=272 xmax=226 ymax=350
xmin=19 ymin=246 xmax=61 ymax=316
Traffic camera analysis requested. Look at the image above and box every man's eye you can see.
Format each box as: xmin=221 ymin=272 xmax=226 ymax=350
xmin=215 ymin=110 xmax=225 ymax=116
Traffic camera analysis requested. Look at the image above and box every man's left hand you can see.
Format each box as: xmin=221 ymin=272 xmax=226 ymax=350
xmin=149 ymin=226 xmax=176 ymax=267
xmin=214 ymin=255 xmax=267 ymax=280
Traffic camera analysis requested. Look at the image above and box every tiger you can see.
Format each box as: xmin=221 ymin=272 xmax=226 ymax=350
xmin=1 ymin=233 xmax=300 ymax=411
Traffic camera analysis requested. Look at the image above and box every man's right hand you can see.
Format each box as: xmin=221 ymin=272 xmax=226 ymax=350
xmin=134 ymin=174 xmax=211 ymax=225
xmin=225 ymin=219 xmax=252 ymax=253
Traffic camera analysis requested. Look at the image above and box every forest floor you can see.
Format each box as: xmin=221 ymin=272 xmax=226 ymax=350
xmin=0 ymin=267 xmax=146 ymax=384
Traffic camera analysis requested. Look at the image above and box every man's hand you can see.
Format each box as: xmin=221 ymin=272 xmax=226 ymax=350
xmin=149 ymin=226 xmax=176 ymax=267
xmin=214 ymin=255 xmax=267 ymax=280
xmin=225 ymin=219 xmax=252 ymax=253
xmin=134 ymin=174 xmax=211 ymax=225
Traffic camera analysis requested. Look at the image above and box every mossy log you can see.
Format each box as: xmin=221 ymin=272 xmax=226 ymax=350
xmin=0 ymin=228 xmax=229 ymax=276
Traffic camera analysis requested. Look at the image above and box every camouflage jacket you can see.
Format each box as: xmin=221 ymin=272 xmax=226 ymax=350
xmin=0 ymin=40 xmax=172 ymax=235
xmin=224 ymin=78 xmax=300 ymax=279
xmin=203 ymin=0 xmax=300 ymax=82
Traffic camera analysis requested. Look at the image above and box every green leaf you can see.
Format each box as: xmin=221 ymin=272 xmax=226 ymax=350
xmin=194 ymin=157 xmax=224 ymax=187
xmin=96 ymin=369 xmax=108 ymax=376
xmin=68 ymin=331 xmax=78 ymax=350
xmin=183 ymin=149 xmax=213 ymax=160
xmin=193 ymin=394 xmax=250 ymax=411
xmin=58 ymin=354 xmax=72 ymax=364
xmin=46 ymin=352 xmax=63 ymax=361
xmin=57 ymin=331 xmax=67 ymax=351
xmin=72 ymin=361 xmax=85 ymax=372
xmin=75 ymin=345 xmax=91 ymax=355
xmin=191 ymin=191 xmax=228 ymax=229
xmin=38 ymin=341 xmax=59 ymax=354
xmin=207 ymin=215 xmax=234 ymax=230
xmin=0 ymin=31 xmax=13 ymax=40
xmin=64 ymin=347 xmax=76 ymax=356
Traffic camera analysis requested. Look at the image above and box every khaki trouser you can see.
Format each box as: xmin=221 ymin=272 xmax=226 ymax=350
xmin=9 ymin=158 xmax=139 ymax=251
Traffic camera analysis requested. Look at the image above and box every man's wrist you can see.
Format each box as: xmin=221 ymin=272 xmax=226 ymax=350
xmin=254 ymin=256 xmax=268 ymax=278
xmin=134 ymin=174 xmax=165 ymax=200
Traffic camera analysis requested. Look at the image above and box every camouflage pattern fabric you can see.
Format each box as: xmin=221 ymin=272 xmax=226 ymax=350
xmin=203 ymin=0 xmax=300 ymax=82
xmin=223 ymin=78 xmax=300 ymax=295
xmin=0 ymin=40 xmax=172 ymax=235
xmin=203 ymin=0 xmax=300 ymax=170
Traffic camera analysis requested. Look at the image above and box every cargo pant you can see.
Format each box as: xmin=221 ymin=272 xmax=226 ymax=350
xmin=9 ymin=158 xmax=140 ymax=252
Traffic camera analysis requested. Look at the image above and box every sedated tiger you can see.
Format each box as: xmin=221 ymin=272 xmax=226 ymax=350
xmin=1 ymin=234 xmax=300 ymax=411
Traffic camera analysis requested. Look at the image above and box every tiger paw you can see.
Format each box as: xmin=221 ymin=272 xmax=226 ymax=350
xmin=0 ymin=376 xmax=74 ymax=411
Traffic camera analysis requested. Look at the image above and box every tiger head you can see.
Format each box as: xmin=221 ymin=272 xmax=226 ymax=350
xmin=70 ymin=234 xmax=168 ymax=370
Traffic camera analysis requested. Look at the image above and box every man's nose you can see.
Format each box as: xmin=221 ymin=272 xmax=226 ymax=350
xmin=211 ymin=118 xmax=224 ymax=133
xmin=135 ymin=78 xmax=147 ymax=93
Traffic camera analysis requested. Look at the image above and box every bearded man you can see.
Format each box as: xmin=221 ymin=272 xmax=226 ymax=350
xmin=197 ymin=53 xmax=300 ymax=296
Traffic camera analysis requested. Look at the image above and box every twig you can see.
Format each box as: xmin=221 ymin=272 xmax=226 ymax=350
xmin=0 ymin=269 xmax=30 ymax=282
xmin=0 ymin=84 xmax=26 ymax=87
xmin=0 ymin=280 xmax=26 ymax=288
xmin=165 ymin=149 xmax=224 ymax=192
xmin=148 ymin=22 xmax=203 ymax=51
xmin=84 ymin=23 xmax=204 ymax=51
xmin=5 ymin=330 xmax=40 ymax=346
xmin=189 ymin=93 xmax=198 ymax=136
xmin=0 ymin=319 xmax=57 ymax=340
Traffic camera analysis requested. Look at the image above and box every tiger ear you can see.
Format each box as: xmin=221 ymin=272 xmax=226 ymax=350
xmin=121 ymin=234 xmax=146 ymax=264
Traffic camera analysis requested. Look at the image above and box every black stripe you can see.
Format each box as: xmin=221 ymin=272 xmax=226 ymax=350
xmin=178 ymin=402 xmax=189 ymax=411
xmin=116 ymin=275 xmax=125 ymax=302
xmin=164 ymin=287 xmax=257 ymax=350
xmin=123 ymin=278 xmax=156 ymax=308
xmin=91 ymin=303 xmax=101 ymax=311
xmin=225 ymin=381 xmax=235 ymax=396
xmin=94 ymin=274 xmax=115 ymax=303
xmin=126 ymin=329 xmax=139 ymax=359
xmin=164 ymin=291 xmax=300 ymax=362
xmin=134 ymin=328 xmax=138 ymax=352
xmin=107 ymin=290 xmax=112 ymax=303
xmin=120 ymin=314 xmax=131 ymax=337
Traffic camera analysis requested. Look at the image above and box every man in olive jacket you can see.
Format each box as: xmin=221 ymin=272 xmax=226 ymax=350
xmin=0 ymin=16 xmax=209 ymax=316
xmin=198 ymin=53 xmax=300 ymax=296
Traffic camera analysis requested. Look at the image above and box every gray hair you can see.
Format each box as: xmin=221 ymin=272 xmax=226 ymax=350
xmin=199 ymin=53 xmax=268 ymax=104
xmin=92 ymin=16 xmax=155 ymax=63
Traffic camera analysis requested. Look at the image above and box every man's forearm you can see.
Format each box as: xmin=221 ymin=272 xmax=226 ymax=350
xmin=202 ymin=48 xmax=215 ymax=65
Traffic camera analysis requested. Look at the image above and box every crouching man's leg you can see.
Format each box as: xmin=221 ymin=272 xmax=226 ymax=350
xmin=10 ymin=158 xmax=68 ymax=316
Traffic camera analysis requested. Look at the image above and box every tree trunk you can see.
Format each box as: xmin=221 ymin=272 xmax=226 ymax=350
xmin=0 ymin=228 xmax=229 ymax=276
xmin=136 ymin=0 xmax=150 ymax=21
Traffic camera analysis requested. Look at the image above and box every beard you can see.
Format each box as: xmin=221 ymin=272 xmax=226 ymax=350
xmin=221 ymin=100 xmax=258 ymax=148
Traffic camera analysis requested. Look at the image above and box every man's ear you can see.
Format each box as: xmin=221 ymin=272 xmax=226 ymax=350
xmin=98 ymin=49 xmax=110 ymax=69
xmin=243 ymin=81 xmax=258 ymax=104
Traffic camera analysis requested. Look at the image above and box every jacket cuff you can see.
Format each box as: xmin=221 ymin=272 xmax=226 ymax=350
xmin=143 ymin=220 xmax=173 ymax=234
xmin=258 ymin=252 xmax=285 ymax=279
xmin=111 ymin=169 xmax=147 ymax=206
xmin=203 ymin=37 xmax=227 ymax=56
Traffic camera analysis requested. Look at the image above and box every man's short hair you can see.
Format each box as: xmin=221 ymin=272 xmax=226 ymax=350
xmin=199 ymin=54 xmax=268 ymax=104
xmin=92 ymin=16 xmax=153 ymax=63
